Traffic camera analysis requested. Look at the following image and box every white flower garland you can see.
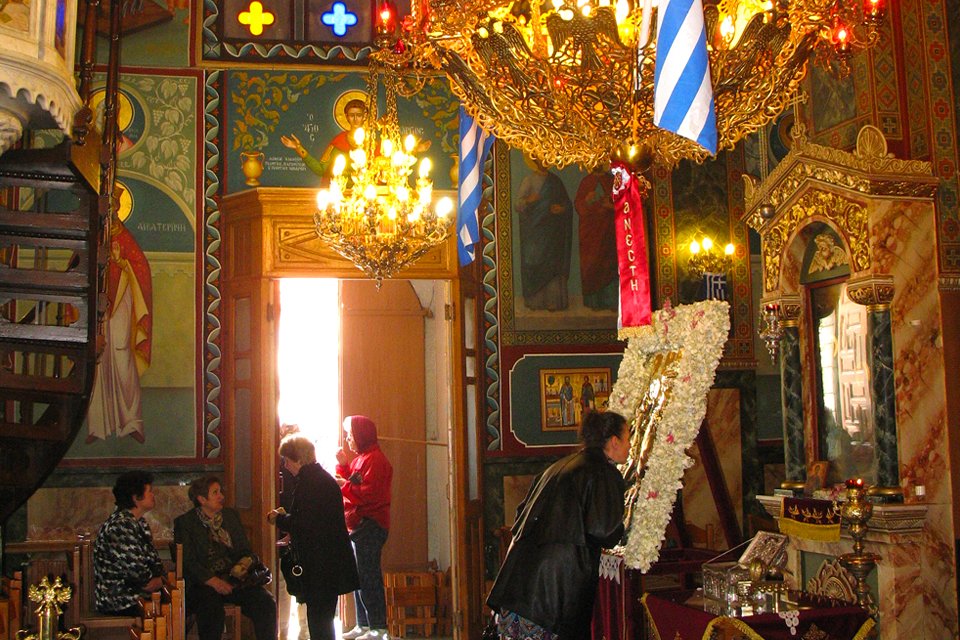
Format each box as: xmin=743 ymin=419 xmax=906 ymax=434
xmin=608 ymin=299 xmax=730 ymax=571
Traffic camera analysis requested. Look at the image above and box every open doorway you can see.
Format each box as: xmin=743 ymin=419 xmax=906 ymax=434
xmin=275 ymin=278 xmax=455 ymax=639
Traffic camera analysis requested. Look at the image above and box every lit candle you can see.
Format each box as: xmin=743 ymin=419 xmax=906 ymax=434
xmin=846 ymin=477 xmax=864 ymax=489
xmin=833 ymin=22 xmax=850 ymax=55
xmin=332 ymin=155 xmax=347 ymax=177
xmin=435 ymin=196 xmax=454 ymax=219
xmin=316 ymin=189 xmax=331 ymax=213
xmin=863 ymin=0 xmax=883 ymax=19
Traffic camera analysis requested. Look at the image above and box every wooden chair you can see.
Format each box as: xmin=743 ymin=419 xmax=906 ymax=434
xmin=166 ymin=544 xmax=186 ymax=640
xmin=0 ymin=572 xmax=22 ymax=640
xmin=130 ymin=616 xmax=154 ymax=640
xmin=169 ymin=543 xmax=241 ymax=640
xmin=73 ymin=534 xmax=139 ymax=637
xmin=434 ymin=569 xmax=453 ymax=636
xmin=138 ymin=591 xmax=170 ymax=640
xmin=384 ymin=567 xmax=444 ymax=638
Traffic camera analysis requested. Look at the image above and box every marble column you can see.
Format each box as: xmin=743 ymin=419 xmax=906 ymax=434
xmin=781 ymin=324 xmax=805 ymax=481
xmin=849 ymin=277 xmax=899 ymax=488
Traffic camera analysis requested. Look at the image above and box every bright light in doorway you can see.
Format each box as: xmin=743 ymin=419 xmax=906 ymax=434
xmin=277 ymin=279 xmax=341 ymax=472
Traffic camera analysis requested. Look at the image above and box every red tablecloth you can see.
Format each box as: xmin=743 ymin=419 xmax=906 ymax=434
xmin=591 ymin=550 xmax=718 ymax=640
xmin=642 ymin=592 xmax=875 ymax=640
xmin=592 ymin=553 xmax=637 ymax=640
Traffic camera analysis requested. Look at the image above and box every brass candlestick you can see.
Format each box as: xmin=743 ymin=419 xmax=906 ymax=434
xmin=836 ymin=479 xmax=880 ymax=619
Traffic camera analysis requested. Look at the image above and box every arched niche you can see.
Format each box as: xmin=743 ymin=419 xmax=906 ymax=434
xmin=743 ymin=125 xmax=938 ymax=489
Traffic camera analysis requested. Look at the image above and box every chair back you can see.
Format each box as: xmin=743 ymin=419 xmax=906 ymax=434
xmin=130 ymin=616 xmax=154 ymax=640
xmin=71 ymin=533 xmax=138 ymax=631
xmin=0 ymin=572 xmax=23 ymax=640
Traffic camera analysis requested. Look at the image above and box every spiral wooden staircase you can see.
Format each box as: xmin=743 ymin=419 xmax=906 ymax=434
xmin=0 ymin=0 xmax=121 ymax=526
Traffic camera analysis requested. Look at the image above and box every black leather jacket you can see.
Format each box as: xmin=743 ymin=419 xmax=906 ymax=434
xmin=487 ymin=447 xmax=625 ymax=637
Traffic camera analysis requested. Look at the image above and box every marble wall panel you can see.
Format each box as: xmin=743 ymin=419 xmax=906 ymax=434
xmin=684 ymin=388 xmax=742 ymax=550
xmin=25 ymin=485 xmax=193 ymax=543
xmin=920 ymin=503 xmax=958 ymax=640
xmin=789 ymin=529 xmax=925 ymax=639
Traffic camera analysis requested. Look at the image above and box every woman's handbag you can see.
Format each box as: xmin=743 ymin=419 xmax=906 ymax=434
xmin=229 ymin=554 xmax=273 ymax=588
xmin=279 ymin=542 xmax=305 ymax=596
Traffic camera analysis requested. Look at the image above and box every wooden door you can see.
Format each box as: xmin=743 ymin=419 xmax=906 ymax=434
xmin=340 ymin=279 xmax=429 ymax=569
xmin=222 ymin=275 xmax=278 ymax=566
xmin=220 ymin=189 xmax=471 ymax=637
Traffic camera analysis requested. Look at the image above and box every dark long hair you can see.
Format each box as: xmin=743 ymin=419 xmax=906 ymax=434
xmin=579 ymin=410 xmax=628 ymax=449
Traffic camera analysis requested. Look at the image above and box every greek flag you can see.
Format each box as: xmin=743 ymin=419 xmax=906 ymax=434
xmin=456 ymin=107 xmax=495 ymax=266
xmin=703 ymin=273 xmax=728 ymax=300
xmin=653 ymin=0 xmax=717 ymax=154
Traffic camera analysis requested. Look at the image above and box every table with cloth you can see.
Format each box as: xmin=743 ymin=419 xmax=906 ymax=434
xmin=641 ymin=590 xmax=875 ymax=640
xmin=591 ymin=549 xmax=716 ymax=640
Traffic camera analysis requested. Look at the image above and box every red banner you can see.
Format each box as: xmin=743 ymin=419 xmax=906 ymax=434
xmin=612 ymin=161 xmax=651 ymax=328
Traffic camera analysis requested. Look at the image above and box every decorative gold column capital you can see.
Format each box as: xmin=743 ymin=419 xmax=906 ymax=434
xmin=760 ymin=294 xmax=802 ymax=327
xmin=847 ymin=275 xmax=895 ymax=311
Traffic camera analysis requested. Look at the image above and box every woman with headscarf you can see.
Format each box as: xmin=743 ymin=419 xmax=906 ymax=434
xmin=174 ymin=476 xmax=277 ymax=640
xmin=269 ymin=435 xmax=359 ymax=640
xmin=487 ymin=410 xmax=629 ymax=639
xmin=336 ymin=415 xmax=394 ymax=640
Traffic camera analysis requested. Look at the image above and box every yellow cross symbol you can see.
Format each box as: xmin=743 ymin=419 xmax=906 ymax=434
xmin=238 ymin=1 xmax=275 ymax=36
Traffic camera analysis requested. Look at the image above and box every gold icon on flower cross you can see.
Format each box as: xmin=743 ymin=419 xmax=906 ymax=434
xmin=238 ymin=1 xmax=275 ymax=36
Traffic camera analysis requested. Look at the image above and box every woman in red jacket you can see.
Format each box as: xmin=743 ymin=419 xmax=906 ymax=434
xmin=336 ymin=415 xmax=394 ymax=640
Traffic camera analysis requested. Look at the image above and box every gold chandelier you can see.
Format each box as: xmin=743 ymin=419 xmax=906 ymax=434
xmin=314 ymin=62 xmax=454 ymax=283
xmin=687 ymin=236 xmax=735 ymax=277
xmin=379 ymin=0 xmax=884 ymax=168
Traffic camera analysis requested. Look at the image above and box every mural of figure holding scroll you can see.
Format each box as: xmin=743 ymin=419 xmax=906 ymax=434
xmin=281 ymin=91 xmax=369 ymax=182
xmin=87 ymin=208 xmax=153 ymax=444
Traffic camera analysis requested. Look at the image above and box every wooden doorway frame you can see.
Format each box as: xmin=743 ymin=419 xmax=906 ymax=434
xmin=219 ymin=187 xmax=481 ymax=638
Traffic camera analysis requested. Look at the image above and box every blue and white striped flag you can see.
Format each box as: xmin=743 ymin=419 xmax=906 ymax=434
xmin=653 ymin=0 xmax=717 ymax=155
xmin=456 ymin=106 xmax=495 ymax=266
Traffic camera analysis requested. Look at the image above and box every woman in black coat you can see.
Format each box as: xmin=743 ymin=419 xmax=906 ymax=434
xmin=487 ymin=410 xmax=629 ymax=639
xmin=269 ymin=435 xmax=360 ymax=640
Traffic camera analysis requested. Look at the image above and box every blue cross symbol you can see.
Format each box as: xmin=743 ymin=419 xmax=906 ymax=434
xmin=321 ymin=2 xmax=358 ymax=37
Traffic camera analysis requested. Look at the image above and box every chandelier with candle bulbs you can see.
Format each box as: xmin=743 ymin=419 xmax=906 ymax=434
xmin=687 ymin=236 xmax=736 ymax=277
xmin=377 ymin=0 xmax=884 ymax=169
xmin=314 ymin=60 xmax=454 ymax=284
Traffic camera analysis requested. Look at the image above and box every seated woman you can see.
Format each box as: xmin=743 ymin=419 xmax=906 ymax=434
xmin=93 ymin=470 xmax=166 ymax=616
xmin=174 ymin=476 xmax=277 ymax=640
